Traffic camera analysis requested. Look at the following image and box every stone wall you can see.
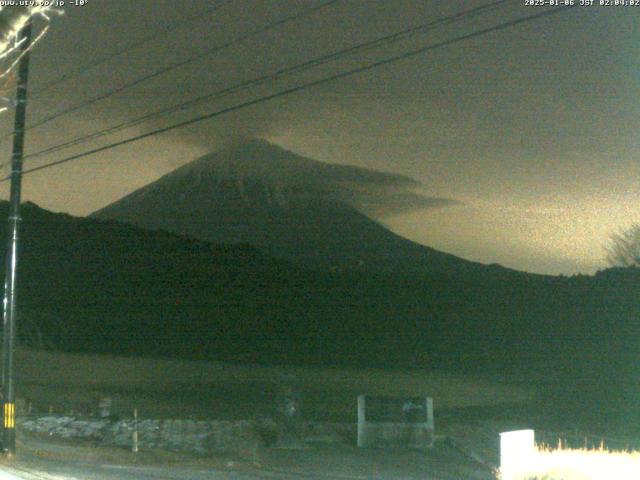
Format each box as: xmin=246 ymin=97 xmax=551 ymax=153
xmin=17 ymin=416 xmax=356 ymax=454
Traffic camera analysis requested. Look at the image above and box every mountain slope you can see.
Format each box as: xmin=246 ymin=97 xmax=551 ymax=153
xmin=1 ymin=202 xmax=639 ymax=414
xmin=9 ymin=202 xmax=299 ymax=359
xmin=92 ymin=139 xmax=487 ymax=274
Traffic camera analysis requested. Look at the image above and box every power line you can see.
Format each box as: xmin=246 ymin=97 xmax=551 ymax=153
xmin=1 ymin=0 xmax=341 ymax=142
xmin=5 ymin=5 xmax=575 ymax=182
xmin=23 ymin=0 xmax=513 ymax=163
xmin=15 ymin=5 xmax=575 ymax=178
xmin=31 ymin=0 xmax=232 ymax=97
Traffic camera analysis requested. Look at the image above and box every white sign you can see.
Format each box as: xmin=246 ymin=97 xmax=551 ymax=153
xmin=500 ymin=429 xmax=536 ymax=479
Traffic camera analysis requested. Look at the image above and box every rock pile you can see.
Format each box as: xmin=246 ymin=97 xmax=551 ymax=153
xmin=18 ymin=416 xmax=355 ymax=454
xmin=19 ymin=416 xmax=257 ymax=454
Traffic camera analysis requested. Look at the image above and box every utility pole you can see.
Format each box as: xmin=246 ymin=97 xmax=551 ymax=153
xmin=1 ymin=21 xmax=32 ymax=455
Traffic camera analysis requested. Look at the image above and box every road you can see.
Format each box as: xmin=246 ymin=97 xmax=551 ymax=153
xmin=0 ymin=442 xmax=495 ymax=480
xmin=0 ymin=461 xmax=328 ymax=480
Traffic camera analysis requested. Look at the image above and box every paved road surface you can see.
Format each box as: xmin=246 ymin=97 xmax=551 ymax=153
xmin=0 ymin=436 xmax=496 ymax=479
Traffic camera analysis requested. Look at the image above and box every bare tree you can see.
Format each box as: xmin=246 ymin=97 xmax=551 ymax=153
xmin=606 ymin=223 xmax=640 ymax=267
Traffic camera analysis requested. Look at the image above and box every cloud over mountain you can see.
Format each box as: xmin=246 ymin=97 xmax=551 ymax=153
xmin=93 ymin=139 xmax=466 ymax=272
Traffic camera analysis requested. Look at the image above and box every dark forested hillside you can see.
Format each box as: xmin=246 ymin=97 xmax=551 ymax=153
xmin=2 ymin=202 xmax=639 ymax=413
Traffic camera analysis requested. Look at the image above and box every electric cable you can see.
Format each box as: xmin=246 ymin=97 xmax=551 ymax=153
xmin=2 ymin=5 xmax=575 ymax=181
xmin=22 ymin=0 xmax=513 ymax=162
xmin=31 ymin=0 xmax=232 ymax=97
xmin=0 ymin=0 xmax=341 ymax=142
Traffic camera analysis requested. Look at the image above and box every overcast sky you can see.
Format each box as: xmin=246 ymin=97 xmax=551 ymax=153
xmin=0 ymin=0 xmax=636 ymax=275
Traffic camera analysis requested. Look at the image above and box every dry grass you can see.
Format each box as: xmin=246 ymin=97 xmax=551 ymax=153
xmin=500 ymin=445 xmax=640 ymax=480
xmin=10 ymin=348 xmax=535 ymax=420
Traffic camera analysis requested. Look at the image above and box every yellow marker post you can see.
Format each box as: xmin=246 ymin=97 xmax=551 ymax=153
xmin=3 ymin=403 xmax=15 ymax=429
